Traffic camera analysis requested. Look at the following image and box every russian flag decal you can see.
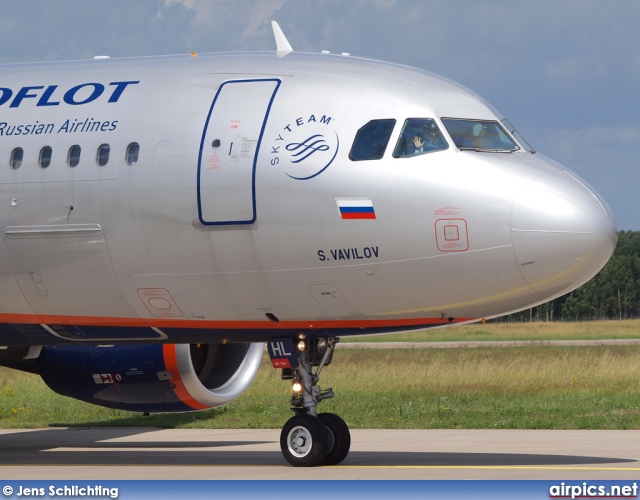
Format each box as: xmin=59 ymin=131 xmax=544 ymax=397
xmin=336 ymin=198 xmax=376 ymax=220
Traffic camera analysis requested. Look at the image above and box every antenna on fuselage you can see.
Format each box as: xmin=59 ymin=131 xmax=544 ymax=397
xmin=271 ymin=21 xmax=293 ymax=57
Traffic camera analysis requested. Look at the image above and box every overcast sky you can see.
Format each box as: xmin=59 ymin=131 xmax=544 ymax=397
xmin=1 ymin=0 xmax=639 ymax=229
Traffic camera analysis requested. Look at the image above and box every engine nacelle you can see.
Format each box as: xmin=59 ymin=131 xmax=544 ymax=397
xmin=27 ymin=343 xmax=264 ymax=413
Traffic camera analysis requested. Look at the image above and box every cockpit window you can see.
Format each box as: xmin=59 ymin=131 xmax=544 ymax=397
xmin=501 ymin=119 xmax=535 ymax=153
xmin=441 ymin=118 xmax=519 ymax=152
xmin=349 ymin=119 xmax=396 ymax=161
xmin=393 ymin=118 xmax=448 ymax=158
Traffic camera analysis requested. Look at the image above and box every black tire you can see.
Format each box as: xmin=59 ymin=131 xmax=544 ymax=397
xmin=280 ymin=414 xmax=330 ymax=467
xmin=318 ymin=412 xmax=351 ymax=465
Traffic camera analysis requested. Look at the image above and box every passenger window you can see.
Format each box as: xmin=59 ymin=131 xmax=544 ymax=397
xmin=349 ymin=119 xmax=396 ymax=161
xmin=393 ymin=118 xmax=448 ymax=158
xmin=39 ymin=146 xmax=52 ymax=169
xmin=96 ymin=144 xmax=110 ymax=166
xmin=10 ymin=148 xmax=23 ymax=170
xmin=126 ymin=142 xmax=139 ymax=165
xmin=68 ymin=145 xmax=81 ymax=167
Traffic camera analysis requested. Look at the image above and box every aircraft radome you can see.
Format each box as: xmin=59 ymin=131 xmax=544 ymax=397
xmin=0 ymin=22 xmax=617 ymax=466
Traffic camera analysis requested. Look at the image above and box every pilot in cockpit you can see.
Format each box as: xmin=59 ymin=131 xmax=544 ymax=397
xmin=411 ymin=135 xmax=426 ymax=154
xmin=423 ymin=121 xmax=445 ymax=151
xmin=471 ymin=124 xmax=502 ymax=149
xmin=394 ymin=118 xmax=448 ymax=158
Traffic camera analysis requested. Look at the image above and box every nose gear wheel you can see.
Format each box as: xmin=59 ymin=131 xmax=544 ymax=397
xmin=280 ymin=414 xmax=330 ymax=467
xmin=318 ymin=412 xmax=351 ymax=465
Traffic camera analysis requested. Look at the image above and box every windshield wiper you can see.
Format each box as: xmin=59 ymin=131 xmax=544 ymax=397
xmin=458 ymin=147 xmax=514 ymax=153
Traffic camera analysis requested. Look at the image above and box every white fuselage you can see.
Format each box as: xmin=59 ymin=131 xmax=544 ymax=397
xmin=0 ymin=51 xmax=617 ymax=344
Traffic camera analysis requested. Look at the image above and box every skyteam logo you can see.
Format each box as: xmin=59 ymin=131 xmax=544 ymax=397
xmin=269 ymin=113 xmax=339 ymax=180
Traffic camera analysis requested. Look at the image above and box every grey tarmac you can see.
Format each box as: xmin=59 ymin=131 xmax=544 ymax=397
xmin=0 ymin=428 xmax=638 ymax=480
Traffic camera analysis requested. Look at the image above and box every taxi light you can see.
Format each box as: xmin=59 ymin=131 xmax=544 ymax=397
xmin=292 ymin=382 xmax=302 ymax=393
xmin=297 ymin=340 xmax=306 ymax=351
xmin=317 ymin=339 xmax=327 ymax=354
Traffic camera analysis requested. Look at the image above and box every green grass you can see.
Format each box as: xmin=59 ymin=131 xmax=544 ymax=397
xmin=2 ymin=336 xmax=640 ymax=430
xmin=342 ymin=319 xmax=640 ymax=343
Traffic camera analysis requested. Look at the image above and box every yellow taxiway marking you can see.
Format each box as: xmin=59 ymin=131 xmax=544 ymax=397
xmin=4 ymin=464 xmax=640 ymax=471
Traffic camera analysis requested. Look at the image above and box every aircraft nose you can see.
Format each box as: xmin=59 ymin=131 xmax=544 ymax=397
xmin=511 ymin=171 xmax=617 ymax=298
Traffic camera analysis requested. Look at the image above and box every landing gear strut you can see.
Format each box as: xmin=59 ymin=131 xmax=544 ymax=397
xmin=270 ymin=336 xmax=351 ymax=467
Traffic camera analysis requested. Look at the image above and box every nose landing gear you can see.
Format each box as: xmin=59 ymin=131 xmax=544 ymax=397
xmin=269 ymin=336 xmax=351 ymax=467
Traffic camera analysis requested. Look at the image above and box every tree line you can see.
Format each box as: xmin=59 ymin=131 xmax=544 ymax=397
xmin=501 ymin=231 xmax=640 ymax=322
